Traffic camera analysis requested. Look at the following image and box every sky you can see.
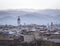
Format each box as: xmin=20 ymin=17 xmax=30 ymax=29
xmin=0 ymin=0 xmax=60 ymax=10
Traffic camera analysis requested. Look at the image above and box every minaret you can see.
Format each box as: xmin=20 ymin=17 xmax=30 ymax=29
xmin=17 ymin=16 xmax=20 ymax=26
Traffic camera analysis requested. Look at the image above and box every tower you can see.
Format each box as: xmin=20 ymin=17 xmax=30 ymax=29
xmin=17 ymin=16 xmax=20 ymax=26
xmin=50 ymin=22 xmax=54 ymax=31
xmin=51 ymin=22 xmax=54 ymax=29
xmin=51 ymin=22 xmax=53 ymax=27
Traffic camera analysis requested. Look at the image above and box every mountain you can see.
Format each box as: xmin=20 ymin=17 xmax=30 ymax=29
xmin=0 ymin=9 xmax=60 ymax=25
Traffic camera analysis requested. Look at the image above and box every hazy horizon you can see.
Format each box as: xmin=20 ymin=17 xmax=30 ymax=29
xmin=0 ymin=0 xmax=60 ymax=25
xmin=0 ymin=9 xmax=60 ymax=25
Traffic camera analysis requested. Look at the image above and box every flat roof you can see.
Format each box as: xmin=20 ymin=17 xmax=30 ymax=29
xmin=43 ymin=38 xmax=60 ymax=43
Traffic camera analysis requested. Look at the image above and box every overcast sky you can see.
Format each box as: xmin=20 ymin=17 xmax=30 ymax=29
xmin=0 ymin=0 xmax=60 ymax=10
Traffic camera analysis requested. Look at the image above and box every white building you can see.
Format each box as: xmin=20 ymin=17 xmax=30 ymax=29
xmin=24 ymin=34 xmax=34 ymax=43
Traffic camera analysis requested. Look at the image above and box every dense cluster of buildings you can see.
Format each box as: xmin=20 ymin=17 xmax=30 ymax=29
xmin=0 ymin=16 xmax=60 ymax=46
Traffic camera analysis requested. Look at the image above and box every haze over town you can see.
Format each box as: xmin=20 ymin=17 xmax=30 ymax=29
xmin=0 ymin=0 xmax=60 ymax=46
